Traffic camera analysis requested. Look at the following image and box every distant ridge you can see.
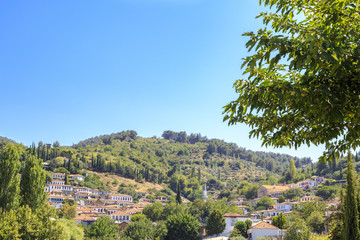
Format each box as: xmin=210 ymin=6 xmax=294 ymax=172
xmin=0 ymin=136 xmax=17 ymax=144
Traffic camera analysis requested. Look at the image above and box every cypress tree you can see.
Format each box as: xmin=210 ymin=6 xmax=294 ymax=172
xmin=288 ymin=158 xmax=297 ymax=180
xmin=97 ymin=154 xmax=101 ymax=169
xmin=176 ymin=181 xmax=182 ymax=204
xmin=0 ymin=143 xmax=20 ymax=212
xmin=20 ymin=155 xmax=47 ymax=209
xmin=198 ymin=168 xmax=201 ymax=182
xmin=68 ymin=158 xmax=71 ymax=172
xmin=191 ymin=167 xmax=195 ymax=179
xmin=206 ymin=209 xmax=226 ymax=236
xmin=65 ymin=174 xmax=68 ymax=185
xmin=343 ymin=152 xmax=360 ymax=240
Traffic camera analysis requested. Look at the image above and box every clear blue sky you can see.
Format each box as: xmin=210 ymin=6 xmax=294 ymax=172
xmin=0 ymin=0 xmax=324 ymax=161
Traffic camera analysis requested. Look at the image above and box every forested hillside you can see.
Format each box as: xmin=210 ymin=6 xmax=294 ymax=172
xmin=1 ymin=131 xmax=315 ymax=201
xmin=20 ymin=131 xmax=310 ymax=181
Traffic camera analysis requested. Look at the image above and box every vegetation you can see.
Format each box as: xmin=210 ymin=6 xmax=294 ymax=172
xmin=223 ymin=0 xmax=360 ymax=161
xmin=343 ymin=153 xmax=360 ymax=240
xmin=205 ymin=209 xmax=226 ymax=236
xmin=0 ymin=143 xmax=21 ymax=212
xmin=285 ymin=218 xmax=311 ymax=240
xmin=272 ymin=212 xmax=287 ymax=229
xmin=164 ymin=212 xmax=200 ymax=240
xmin=85 ymin=216 xmax=119 ymax=239
xmin=231 ymin=220 xmax=252 ymax=238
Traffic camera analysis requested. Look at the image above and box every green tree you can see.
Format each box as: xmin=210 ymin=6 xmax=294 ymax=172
xmin=176 ymin=181 xmax=182 ymax=204
xmin=285 ymin=218 xmax=310 ymax=240
xmin=343 ymin=152 xmax=360 ymax=240
xmin=123 ymin=218 xmax=166 ymax=240
xmin=0 ymin=143 xmax=20 ymax=212
xmin=298 ymin=201 xmax=326 ymax=220
xmin=206 ymin=209 xmax=226 ymax=236
xmin=288 ymin=158 xmax=297 ymax=181
xmin=58 ymin=219 xmax=84 ymax=240
xmin=223 ymin=0 xmax=360 ymax=160
xmin=59 ymin=202 xmax=76 ymax=219
xmin=162 ymin=202 xmax=187 ymax=220
xmin=85 ymin=216 xmax=119 ymax=239
xmin=283 ymin=188 xmax=302 ymax=200
xmin=123 ymin=218 xmax=155 ymax=240
xmin=0 ymin=208 xmax=20 ymax=239
xmin=0 ymin=205 xmax=64 ymax=239
xmin=272 ymin=212 xmax=287 ymax=229
xmin=143 ymin=203 xmax=164 ymax=222
xmin=189 ymin=199 xmax=211 ymax=222
xmin=307 ymin=211 xmax=325 ymax=234
xmin=164 ymin=212 xmax=200 ymax=240
xmin=233 ymin=221 xmax=248 ymax=238
xmin=255 ymin=196 xmax=275 ymax=210
xmin=65 ymin=174 xmax=68 ymax=185
xmin=20 ymin=155 xmax=46 ymax=209
xmin=130 ymin=213 xmax=147 ymax=222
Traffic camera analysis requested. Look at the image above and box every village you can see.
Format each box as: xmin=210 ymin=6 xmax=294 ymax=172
xmin=44 ymin=169 xmax=340 ymax=239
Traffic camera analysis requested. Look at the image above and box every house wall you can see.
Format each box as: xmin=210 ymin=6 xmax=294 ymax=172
xmin=251 ymin=228 xmax=280 ymax=240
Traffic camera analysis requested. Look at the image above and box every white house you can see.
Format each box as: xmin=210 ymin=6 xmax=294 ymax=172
xmin=247 ymin=221 xmax=285 ymax=240
xmin=300 ymin=196 xmax=321 ymax=202
xmin=48 ymin=180 xmax=65 ymax=185
xmin=251 ymin=209 xmax=281 ymax=218
xmin=74 ymin=214 xmax=96 ymax=226
xmin=110 ymin=210 xmax=131 ymax=222
xmin=312 ymin=176 xmax=326 ymax=183
xmin=297 ymin=180 xmax=318 ymax=189
xmin=223 ymin=213 xmax=255 ymax=237
xmin=274 ymin=202 xmax=298 ymax=212
xmin=52 ymin=173 xmax=65 ymax=179
xmin=69 ymin=174 xmax=85 ymax=181
xmin=48 ymin=195 xmax=74 ymax=205
xmin=105 ymin=193 xmax=133 ymax=202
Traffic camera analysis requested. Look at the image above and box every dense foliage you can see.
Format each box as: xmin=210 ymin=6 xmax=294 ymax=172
xmin=223 ymin=0 xmax=360 ymax=161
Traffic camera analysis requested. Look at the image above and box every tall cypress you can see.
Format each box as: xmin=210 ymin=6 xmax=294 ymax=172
xmin=68 ymin=158 xmax=71 ymax=172
xmin=20 ymin=155 xmax=46 ymax=209
xmin=343 ymin=152 xmax=360 ymax=240
xmin=176 ymin=181 xmax=182 ymax=204
xmin=198 ymin=168 xmax=201 ymax=182
xmin=289 ymin=158 xmax=297 ymax=180
xmin=0 ymin=143 xmax=20 ymax=212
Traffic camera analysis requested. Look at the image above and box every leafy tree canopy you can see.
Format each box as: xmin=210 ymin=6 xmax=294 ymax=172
xmin=206 ymin=209 xmax=226 ymax=236
xmin=164 ymin=212 xmax=200 ymax=240
xmin=223 ymin=0 xmax=360 ymax=160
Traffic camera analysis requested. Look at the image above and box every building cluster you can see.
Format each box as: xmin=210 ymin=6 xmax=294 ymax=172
xmin=220 ymin=176 xmax=340 ymax=239
xmin=46 ymin=171 xmax=338 ymax=240
xmin=45 ymin=172 xmax=168 ymax=228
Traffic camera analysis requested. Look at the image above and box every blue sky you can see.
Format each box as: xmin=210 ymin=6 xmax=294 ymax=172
xmin=0 ymin=0 xmax=324 ymax=161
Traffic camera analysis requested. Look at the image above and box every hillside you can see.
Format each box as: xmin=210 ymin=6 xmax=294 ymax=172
xmin=73 ymin=130 xmax=313 ymax=179
xmin=13 ymin=130 xmax=314 ymax=201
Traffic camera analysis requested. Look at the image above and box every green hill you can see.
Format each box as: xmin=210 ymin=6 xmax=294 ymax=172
xmin=13 ymin=130 xmax=314 ymax=201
